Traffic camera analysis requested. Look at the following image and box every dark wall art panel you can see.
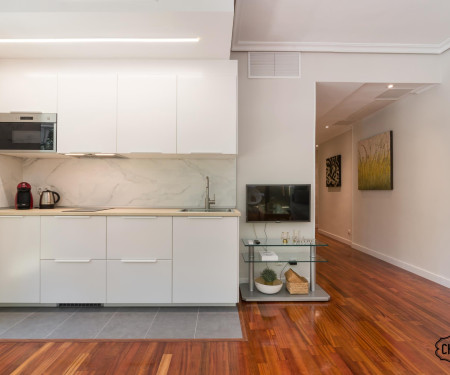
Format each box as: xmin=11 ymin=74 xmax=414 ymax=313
xmin=326 ymin=155 xmax=341 ymax=187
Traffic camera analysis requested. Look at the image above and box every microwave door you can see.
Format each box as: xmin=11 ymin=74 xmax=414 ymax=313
xmin=40 ymin=124 xmax=54 ymax=151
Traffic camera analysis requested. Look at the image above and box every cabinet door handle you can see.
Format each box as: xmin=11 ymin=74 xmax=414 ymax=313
xmin=120 ymin=259 xmax=157 ymax=263
xmin=54 ymin=216 xmax=91 ymax=219
xmin=187 ymin=216 xmax=223 ymax=219
xmin=128 ymin=152 xmax=163 ymax=154
xmin=0 ymin=216 xmax=24 ymax=218
xmin=54 ymin=259 xmax=92 ymax=263
xmin=188 ymin=152 xmax=223 ymax=154
xmin=122 ymin=216 xmax=158 ymax=219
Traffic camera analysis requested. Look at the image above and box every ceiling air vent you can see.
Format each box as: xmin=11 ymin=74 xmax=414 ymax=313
xmin=333 ymin=120 xmax=353 ymax=126
xmin=248 ymin=52 xmax=301 ymax=79
xmin=375 ymin=88 xmax=413 ymax=100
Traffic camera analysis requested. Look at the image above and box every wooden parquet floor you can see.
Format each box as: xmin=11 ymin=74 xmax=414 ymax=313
xmin=0 ymin=234 xmax=449 ymax=374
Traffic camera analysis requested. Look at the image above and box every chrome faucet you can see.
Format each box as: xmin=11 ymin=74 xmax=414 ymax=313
xmin=205 ymin=176 xmax=216 ymax=210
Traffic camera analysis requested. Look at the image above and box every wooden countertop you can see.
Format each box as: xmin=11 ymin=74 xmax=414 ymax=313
xmin=0 ymin=207 xmax=241 ymax=217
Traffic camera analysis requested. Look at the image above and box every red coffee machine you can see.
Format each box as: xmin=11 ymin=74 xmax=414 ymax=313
xmin=15 ymin=182 xmax=33 ymax=209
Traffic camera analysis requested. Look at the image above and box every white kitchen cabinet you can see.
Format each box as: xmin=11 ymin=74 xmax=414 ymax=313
xmin=177 ymin=75 xmax=237 ymax=154
xmin=57 ymin=74 xmax=117 ymax=153
xmin=0 ymin=216 xmax=40 ymax=303
xmin=173 ymin=217 xmax=239 ymax=303
xmin=107 ymin=216 xmax=172 ymax=259
xmin=41 ymin=260 xmax=106 ymax=303
xmin=107 ymin=260 xmax=172 ymax=303
xmin=117 ymin=75 xmax=176 ymax=153
xmin=0 ymin=73 xmax=57 ymax=113
xmin=41 ymin=216 xmax=106 ymax=259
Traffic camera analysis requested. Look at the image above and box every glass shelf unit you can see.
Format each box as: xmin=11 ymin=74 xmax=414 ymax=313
xmin=242 ymin=239 xmax=328 ymax=247
xmin=242 ymin=252 xmax=327 ymax=263
xmin=240 ymin=238 xmax=330 ymax=302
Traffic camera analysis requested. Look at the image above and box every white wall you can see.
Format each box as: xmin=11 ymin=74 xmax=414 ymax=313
xmin=352 ymin=50 xmax=450 ymax=287
xmin=318 ymin=130 xmax=352 ymax=244
xmin=232 ymin=52 xmax=316 ymax=282
xmin=0 ymin=155 xmax=22 ymax=208
xmin=232 ymin=51 xmax=441 ymax=283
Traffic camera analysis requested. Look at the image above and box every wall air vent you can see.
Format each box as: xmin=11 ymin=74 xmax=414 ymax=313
xmin=375 ymin=88 xmax=413 ymax=100
xmin=248 ymin=52 xmax=301 ymax=78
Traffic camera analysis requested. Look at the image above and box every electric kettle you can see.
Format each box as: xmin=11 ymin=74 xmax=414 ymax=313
xmin=39 ymin=189 xmax=60 ymax=209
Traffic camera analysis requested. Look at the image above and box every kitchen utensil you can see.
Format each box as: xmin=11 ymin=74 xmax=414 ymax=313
xmin=39 ymin=189 xmax=60 ymax=209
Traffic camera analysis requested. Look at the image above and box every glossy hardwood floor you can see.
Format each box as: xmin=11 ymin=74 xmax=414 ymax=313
xmin=0 ymin=234 xmax=449 ymax=374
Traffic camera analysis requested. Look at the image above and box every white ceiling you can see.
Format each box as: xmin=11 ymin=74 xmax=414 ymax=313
xmin=315 ymin=82 xmax=434 ymax=144
xmin=0 ymin=1 xmax=234 ymax=58
xmin=233 ymin=0 xmax=450 ymax=54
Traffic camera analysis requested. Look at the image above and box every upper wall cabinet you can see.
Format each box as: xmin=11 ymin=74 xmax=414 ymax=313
xmin=117 ymin=75 xmax=177 ymax=154
xmin=57 ymin=74 xmax=117 ymax=153
xmin=0 ymin=73 xmax=57 ymax=113
xmin=177 ymin=75 xmax=237 ymax=155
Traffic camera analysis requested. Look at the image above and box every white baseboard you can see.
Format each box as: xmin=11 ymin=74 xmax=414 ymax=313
xmin=352 ymin=242 xmax=450 ymax=288
xmin=318 ymin=229 xmax=352 ymax=245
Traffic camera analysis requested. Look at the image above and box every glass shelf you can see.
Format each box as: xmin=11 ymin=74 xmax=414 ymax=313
xmin=242 ymin=252 xmax=327 ymax=263
xmin=242 ymin=239 xmax=328 ymax=247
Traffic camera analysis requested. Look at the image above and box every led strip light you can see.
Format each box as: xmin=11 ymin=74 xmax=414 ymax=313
xmin=0 ymin=38 xmax=200 ymax=44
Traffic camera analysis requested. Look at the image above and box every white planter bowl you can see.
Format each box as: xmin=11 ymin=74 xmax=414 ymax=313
xmin=254 ymin=277 xmax=283 ymax=294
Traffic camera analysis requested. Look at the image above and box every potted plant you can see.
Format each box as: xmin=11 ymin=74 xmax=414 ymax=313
xmin=255 ymin=267 xmax=283 ymax=294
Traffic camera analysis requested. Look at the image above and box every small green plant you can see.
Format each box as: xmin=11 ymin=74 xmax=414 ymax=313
xmin=261 ymin=267 xmax=277 ymax=285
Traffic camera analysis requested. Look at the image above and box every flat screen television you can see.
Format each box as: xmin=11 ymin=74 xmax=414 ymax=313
xmin=246 ymin=184 xmax=311 ymax=222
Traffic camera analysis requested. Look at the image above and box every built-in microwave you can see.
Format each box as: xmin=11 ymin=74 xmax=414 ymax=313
xmin=0 ymin=113 xmax=57 ymax=152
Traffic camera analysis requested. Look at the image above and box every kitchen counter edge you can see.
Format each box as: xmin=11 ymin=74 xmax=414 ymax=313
xmin=0 ymin=208 xmax=241 ymax=217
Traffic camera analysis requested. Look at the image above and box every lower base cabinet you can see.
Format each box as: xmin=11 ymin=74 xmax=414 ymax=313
xmin=41 ymin=260 xmax=106 ymax=303
xmin=0 ymin=216 xmax=40 ymax=303
xmin=173 ymin=217 xmax=239 ymax=303
xmin=107 ymin=260 xmax=172 ymax=303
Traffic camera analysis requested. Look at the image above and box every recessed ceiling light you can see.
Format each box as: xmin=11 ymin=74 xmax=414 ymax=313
xmin=325 ymin=125 xmax=329 ymax=129
xmin=94 ymin=153 xmax=116 ymax=156
xmin=0 ymin=38 xmax=200 ymax=44
xmin=65 ymin=153 xmax=85 ymax=156
xmin=387 ymin=84 xmax=394 ymax=89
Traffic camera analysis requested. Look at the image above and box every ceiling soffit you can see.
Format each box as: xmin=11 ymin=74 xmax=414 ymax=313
xmin=232 ymin=0 xmax=450 ymax=54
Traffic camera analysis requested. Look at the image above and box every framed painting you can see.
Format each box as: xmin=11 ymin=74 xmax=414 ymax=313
xmin=326 ymin=155 xmax=341 ymax=187
xmin=358 ymin=131 xmax=393 ymax=190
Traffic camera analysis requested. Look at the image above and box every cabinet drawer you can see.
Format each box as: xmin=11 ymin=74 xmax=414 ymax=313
xmin=107 ymin=216 xmax=172 ymax=259
xmin=41 ymin=260 xmax=106 ymax=303
xmin=107 ymin=260 xmax=172 ymax=303
xmin=41 ymin=216 xmax=106 ymax=259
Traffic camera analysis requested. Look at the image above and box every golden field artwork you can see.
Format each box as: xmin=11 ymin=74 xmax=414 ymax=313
xmin=358 ymin=131 xmax=393 ymax=190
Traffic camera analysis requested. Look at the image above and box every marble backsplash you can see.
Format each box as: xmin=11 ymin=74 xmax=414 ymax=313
xmin=21 ymin=157 xmax=236 ymax=208
xmin=0 ymin=155 xmax=23 ymax=207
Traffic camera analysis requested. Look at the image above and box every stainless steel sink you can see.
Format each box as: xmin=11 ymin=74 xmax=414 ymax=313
xmin=179 ymin=208 xmax=233 ymax=213
xmin=62 ymin=207 xmax=112 ymax=212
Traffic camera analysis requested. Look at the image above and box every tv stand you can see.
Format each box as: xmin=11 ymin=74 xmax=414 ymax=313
xmin=240 ymin=239 xmax=330 ymax=302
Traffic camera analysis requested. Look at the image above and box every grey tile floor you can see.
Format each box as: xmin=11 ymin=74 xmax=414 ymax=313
xmin=0 ymin=306 xmax=243 ymax=340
